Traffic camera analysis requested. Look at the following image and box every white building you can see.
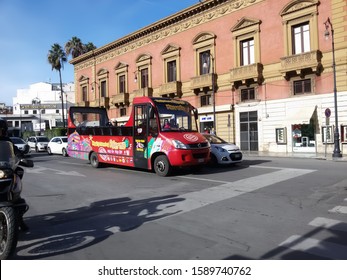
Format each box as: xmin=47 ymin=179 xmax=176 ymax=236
xmin=8 ymin=82 xmax=75 ymax=135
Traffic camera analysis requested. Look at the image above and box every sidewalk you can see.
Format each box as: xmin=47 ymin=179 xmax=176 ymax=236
xmin=243 ymin=151 xmax=347 ymax=161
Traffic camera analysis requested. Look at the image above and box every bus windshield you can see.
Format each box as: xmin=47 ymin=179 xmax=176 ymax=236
xmin=153 ymin=98 xmax=198 ymax=132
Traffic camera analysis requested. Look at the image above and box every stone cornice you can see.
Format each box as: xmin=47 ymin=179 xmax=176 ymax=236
xmin=72 ymin=0 xmax=263 ymax=70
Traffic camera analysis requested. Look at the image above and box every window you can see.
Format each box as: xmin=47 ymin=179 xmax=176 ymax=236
xmin=56 ymin=110 xmax=59 ymax=114
xmin=82 ymin=85 xmax=88 ymax=101
xmin=200 ymin=94 xmax=211 ymax=106
xmin=231 ymin=18 xmax=261 ymax=67
xmin=293 ymin=79 xmax=312 ymax=95
xmin=241 ymin=88 xmax=255 ymax=101
xmin=140 ymin=68 xmax=148 ymax=88
xmin=292 ymin=22 xmax=310 ymax=54
xmin=33 ymin=110 xmax=37 ymax=114
xmin=241 ymin=38 xmax=254 ymax=66
xmin=41 ymin=109 xmax=45 ymax=114
xmin=100 ymin=80 xmax=107 ymax=98
xmin=167 ymin=60 xmax=176 ymax=82
xmin=24 ymin=110 xmax=28 ymax=114
xmin=119 ymin=75 xmax=125 ymax=93
xmin=280 ymin=0 xmax=319 ymax=56
xmin=120 ymin=107 xmax=127 ymax=117
xmin=200 ymin=50 xmax=211 ymax=75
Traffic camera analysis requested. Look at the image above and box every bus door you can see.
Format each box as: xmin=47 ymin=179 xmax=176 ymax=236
xmin=133 ymin=104 xmax=150 ymax=169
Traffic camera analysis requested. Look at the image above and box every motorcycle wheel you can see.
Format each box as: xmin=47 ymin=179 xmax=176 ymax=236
xmin=0 ymin=207 xmax=19 ymax=260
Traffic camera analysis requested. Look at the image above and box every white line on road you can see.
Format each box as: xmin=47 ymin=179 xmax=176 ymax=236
xmin=309 ymin=217 xmax=347 ymax=232
xmin=279 ymin=235 xmax=347 ymax=259
xmin=329 ymin=206 xmax=347 ymax=214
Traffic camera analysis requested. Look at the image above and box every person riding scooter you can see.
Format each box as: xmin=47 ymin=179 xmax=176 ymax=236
xmin=0 ymin=118 xmax=29 ymax=231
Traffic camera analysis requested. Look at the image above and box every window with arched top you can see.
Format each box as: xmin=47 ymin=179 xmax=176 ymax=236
xmin=192 ymin=32 xmax=216 ymax=76
xmin=135 ymin=54 xmax=152 ymax=89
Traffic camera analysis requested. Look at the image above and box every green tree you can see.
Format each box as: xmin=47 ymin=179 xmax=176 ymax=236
xmin=47 ymin=43 xmax=67 ymax=128
xmin=84 ymin=42 xmax=97 ymax=53
xmin=65 ymin=36 xmax=85 ymax=59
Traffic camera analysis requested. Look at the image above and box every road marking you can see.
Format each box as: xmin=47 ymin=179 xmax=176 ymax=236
xmin=329 ymin=206 xmax=347 ymax=214
xmin=148 ymin=167 xmax=315 ymax=217
xmin=279 ymin=235 xmax=347 ymax=259
xmin=309 ymin=217 xmax=347 ymax=232
xmin=25 ymin=165 xmax=85 ymax=177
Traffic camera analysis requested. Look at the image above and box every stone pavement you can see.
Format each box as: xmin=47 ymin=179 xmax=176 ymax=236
xmin=243 ymin=151 xmax=347 ymax=162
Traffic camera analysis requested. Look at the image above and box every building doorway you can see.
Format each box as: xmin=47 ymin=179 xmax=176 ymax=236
xmin=240 ymin=111 xmax=258 ymax=151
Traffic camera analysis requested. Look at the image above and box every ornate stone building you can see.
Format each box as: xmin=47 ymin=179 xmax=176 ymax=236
xmin=70 ymin=0 xmax=347 ymax=155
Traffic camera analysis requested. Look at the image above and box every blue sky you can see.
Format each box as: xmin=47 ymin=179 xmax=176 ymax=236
xmin=0 ymin=0 xmax=201 ymax=105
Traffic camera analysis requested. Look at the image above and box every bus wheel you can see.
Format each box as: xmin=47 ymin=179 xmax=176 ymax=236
xmin=154 ymin=155 xmax=171 ymax=177
xmin=90 ymin=152 xmax=100 ymax=168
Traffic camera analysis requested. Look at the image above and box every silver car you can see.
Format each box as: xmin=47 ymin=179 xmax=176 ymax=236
xmin=202 ymin=133 xmax=243 ymax=165
xmin=10 ymin=137 xmax=31 ymax=156
xmin=27 ymin=136 xmax=50 ymax=152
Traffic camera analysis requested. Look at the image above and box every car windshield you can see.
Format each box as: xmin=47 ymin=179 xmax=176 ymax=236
xmin=10 ymin=137 xmax=26 ymax=144
xmin=37 ymin=137 xmax=49 ymax=142
xmin=203 ymin=134 xmax=228 ymax=144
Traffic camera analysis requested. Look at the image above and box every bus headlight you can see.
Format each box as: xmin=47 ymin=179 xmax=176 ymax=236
xmin=172 ymin=140 xmax=188 ymax=149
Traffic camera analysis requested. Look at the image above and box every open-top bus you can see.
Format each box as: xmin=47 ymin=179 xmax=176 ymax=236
xmin=67 ymin=97 xmax=210 ymax=176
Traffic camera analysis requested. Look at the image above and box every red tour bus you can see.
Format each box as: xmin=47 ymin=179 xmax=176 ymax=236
xmin=67 ymin=96 xmax=210 ymax=176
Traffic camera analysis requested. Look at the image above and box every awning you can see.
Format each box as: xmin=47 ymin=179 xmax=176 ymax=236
xmin=285 ymin=106 xmax=316 ymax=124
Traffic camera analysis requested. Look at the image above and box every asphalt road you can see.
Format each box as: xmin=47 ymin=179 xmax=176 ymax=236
xmin=13 ymin=151 xmax=347 ymax=260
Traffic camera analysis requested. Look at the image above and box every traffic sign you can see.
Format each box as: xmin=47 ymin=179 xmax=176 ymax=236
xmin=325 ymin=108 xmax=331 ymax=118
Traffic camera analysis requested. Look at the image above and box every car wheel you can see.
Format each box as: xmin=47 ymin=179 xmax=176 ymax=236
xmin=153 ymin=155 xmax=171 ymax=177
xmin=47 ymin=147 xmax=52 ymax=155
xmin=62 ymin=148 xmax=68 ymax=157
xmin=90 ymin=152 xmax=100 ymax=168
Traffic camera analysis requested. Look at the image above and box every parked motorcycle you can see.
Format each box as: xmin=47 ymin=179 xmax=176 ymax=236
xmin=0 ymin=141 xmax=33 ymax=259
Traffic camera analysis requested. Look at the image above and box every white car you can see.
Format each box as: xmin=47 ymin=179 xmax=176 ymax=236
xmin=202 ymin=133 xmax=243 ymax=165
xmin=27 ymin=136 xmax=50 ymax=152
xmin=47 ymin=136 xmax=68 ymax=156
xmin=10 ymin=137 xmax=31 ymax=157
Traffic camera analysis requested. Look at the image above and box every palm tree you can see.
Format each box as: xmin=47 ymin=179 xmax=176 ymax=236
xmin=47 ymin=43 xmax=67 ymax=128
xmin=84 ymin=42 xmax=97 ymax=53
xmin=65 ymin=36 xmax=85 ymax=59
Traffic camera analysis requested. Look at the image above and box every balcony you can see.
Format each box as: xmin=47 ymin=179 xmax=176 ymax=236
xmin=190 ymin=74 xmax=215 ymax=94
xmin=280 ymin=50 xmax=323 ymax=80
xmin=230 ymin=63 xmax=264 ymax=87
xmin=131 ymin=87 xmax=153 ymax=99
xmin=111 ymin=93 xmax=129 ymax=107
xmin=94 ymin=97 xmax=110 ymax=108
xmin=159 ymin=81 xmax=182 ymax=98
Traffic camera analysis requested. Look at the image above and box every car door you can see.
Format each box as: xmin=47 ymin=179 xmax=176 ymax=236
xmin=51 ymin=138 xmax=60 ymax=154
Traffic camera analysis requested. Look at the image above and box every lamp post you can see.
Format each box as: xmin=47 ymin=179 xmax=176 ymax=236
xmin=203 ymin=52 xmax=216 ymax=135
xmin=324 ymin=17 xmax=342 ymax=158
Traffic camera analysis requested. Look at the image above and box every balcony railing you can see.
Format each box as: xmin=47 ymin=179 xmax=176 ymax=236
xmin=131 ymin=87 xmax=153 ymax=99
xmin=190 ymin=73 xmax=214 ymax=93
xmin=230 ymin=63 xmax=264 ymax=86
xmin=111 ymin=93 xmax=129 ymax=106
xmin=159 ymin=81 xmax=182 ymax=97
xmin=280 ymin=50 xmax=323 ymax=79
xmin=77 ymin=101 xmax=89 ymax=107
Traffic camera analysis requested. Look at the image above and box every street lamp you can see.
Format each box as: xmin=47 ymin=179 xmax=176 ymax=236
xmin=324 ymin=17 xmax=342 ymax=158
xmin=203 ymin=52 xmax=216 ymax=135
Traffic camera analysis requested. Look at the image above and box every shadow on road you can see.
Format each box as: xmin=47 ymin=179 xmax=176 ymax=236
xmin=15 ymin=195 xmax=184 ymax=259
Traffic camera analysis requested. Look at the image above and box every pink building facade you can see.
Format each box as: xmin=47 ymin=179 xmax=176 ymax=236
xmin=71 ymin=0 xmax=347 ymax=155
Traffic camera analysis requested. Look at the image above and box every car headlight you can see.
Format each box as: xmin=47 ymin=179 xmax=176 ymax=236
xmin=215 ymin=146 xmax=227 ymax=153
xmin=172 ymin=140 xmax=188 ymax=149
